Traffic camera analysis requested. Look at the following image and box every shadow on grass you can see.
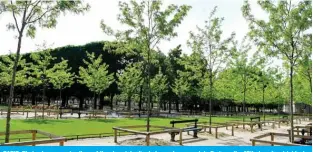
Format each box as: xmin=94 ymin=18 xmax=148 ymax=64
xmin=22 ymin=119 xmax=72 ymax=125
xmin=126 ymin=117 xmax=184 ymax=122
xmin=85 ymin=119 xmax=119 ymax=123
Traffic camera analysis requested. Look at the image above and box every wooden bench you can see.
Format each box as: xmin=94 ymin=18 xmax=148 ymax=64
xmin=282 ymin=116 xmax=289 ymax=122
xmin=250 ymin=116 xmax=261 ymax=128
xmin=293 ymin=126 xmax=312 ymax=145
xmin=168 ymin=119 xmax=202 ymax=141
xmin=187 ymin=122 xmax=234 ymax=138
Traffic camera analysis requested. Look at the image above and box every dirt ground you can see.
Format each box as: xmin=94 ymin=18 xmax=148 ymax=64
xmin=39 ymin=120 xmax=311 ymax=146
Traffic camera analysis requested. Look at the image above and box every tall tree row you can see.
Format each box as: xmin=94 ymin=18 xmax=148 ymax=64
xmin=242 ymin=0 xmax=312 ymax=142
xmin=1 ymin=0 xmax=90 ymax=143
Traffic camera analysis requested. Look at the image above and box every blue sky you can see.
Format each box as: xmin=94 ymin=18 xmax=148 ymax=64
xmin=0 ymin=0 xmax=267 ymax=56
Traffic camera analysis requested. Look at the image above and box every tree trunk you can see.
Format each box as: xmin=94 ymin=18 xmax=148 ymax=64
xmin=110 ymin=94 xmax=114 ymax=110
xmin=78 ymin=96 xmax=83 ymax=119
xmin=127 ymin=96 xmax=131 ymax=111
xmin=93 ymin=93 xmax=97 ymax=110
xmin=58 ymin=89 xmax=62 ymax=109
xmin=31 ymin=92 xmax=35 ymax=105
xmin=61 ymin=93 xmax=66 ymax=107
xmin=42 ymin=83 xmax=46 ymax=119
xmin=163 ymin=100 xmax=166 ymax=111
xmin=47 ymin=97 xmax=51 ymax=106
xmin=139 ymin=86 xmax=143 ymax=117
xmin=243 ymin=73 xmax=247 ymax=122
xmin=168 ymin=94 xmax=172 ymax=114
xmin=5 ymin=25 xmax=25 ymax=143
xmin=262 ymin=86 xmax=265 ymax=121
xmin=209 ymin=70 xmax=213 ymax=127
xmin=290 ymin=63 xmax=294 ymax=143
xmin=19 ymin=92 xmax=24 ymax=106
xmin=175 ymin=99 xmax=179 ymax=112
xmin=79 ymin=96 xmax=84 ymax=109
xmin=99 ymin=93 xmax=104 ymax=109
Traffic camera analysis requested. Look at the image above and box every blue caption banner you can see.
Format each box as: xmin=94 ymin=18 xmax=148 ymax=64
xmin=0 ymin=146 xmax=311 ymax=152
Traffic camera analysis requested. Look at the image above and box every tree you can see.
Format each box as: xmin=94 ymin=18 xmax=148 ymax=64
xmin=179 ymin=52 xmax=207 ymax=114
xmin=297 ymin=34 xmax=312 ymax=95
xmin=253 ymin=66 xmax=275 ymax=121
xmin=242 ymin=0 xmax=312 ymax=142
xmin=150 ymin=68 xmax=168 ymax=115
xmin=165 ymin=45 xmax=184 ymax=113
xmin=1 ymin=0 xmax=89 ymax=143
xmin=101 ymin=0 xmax=191 ymax=132
xmin=172 ymin=71 xmax=191 ymax=106
xmin=78 ymin=52 xmax=114 ymax=110
xmin=0 ymin=54 xmax=28 ymax=90
xmin=187 ymin=6 xmax=234 ymax=126
xmin=229 ymin=36 xmax=254 ymax=122
xmin=117 ymin=63 xmax=143 ymax=112
xmin=47 ymin=59 xmax=74 ymax=108
xmin=0 ymin=54 xmax=28 ymax=106
xmin=28 ymin=50 xmax=57 ymax=119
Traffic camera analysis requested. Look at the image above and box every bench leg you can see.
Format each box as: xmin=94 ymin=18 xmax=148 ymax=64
xmin=170 ymin=133 xmax=175 ymax=141
xmin=215 ymin=128 xmax=218 ymax=139
xmin=179 ymin=130 xmax=183 ymax=145
xmin=193 ymin=131 xmax=198 ymax=138
xmin=231 ymin=125 xmax=234 ymax=136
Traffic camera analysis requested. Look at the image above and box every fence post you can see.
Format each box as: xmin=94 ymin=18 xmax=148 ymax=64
xmin=35 ymin=109 xmax=37 ymax=119
xmin=288 ymin=130 xmax=291 ymax=142
xmin=32 ymin=131 xmax=36 ymax=146
xmin=59 ymin=141 xmax=64 ymax=146
xmin=146 ymin=134 xmax=150 ymax=146
xmin=231 ymin=125 xmax=234 ymax=136
xmin=215 ymin=127 xmax=218 ymax=138
xmin=252 ymin=140 xmax=255 ymax=146
xmin=114 ymin=129 xmax=117 ymax=143
xmin=77 ymin=135 xmax=79 ymax=140
xmin=179 ymin=129 xmax=183 ymax=145
xmin=0 ymin=109 xmax=2 ymax=115
xmin=270 ymin=133 xmax=274 ymax=146
xmin=26 ymin=111 xmax=29 ymax=119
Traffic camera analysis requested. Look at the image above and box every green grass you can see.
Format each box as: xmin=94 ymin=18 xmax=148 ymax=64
xmin=0 ymin=105 xmax=7 ymax=110
xmin=0 ymin=115 xmax=283 ymax=143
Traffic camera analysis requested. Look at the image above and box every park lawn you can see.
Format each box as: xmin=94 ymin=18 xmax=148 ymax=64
xmin=0 ymin=115 xmax=283 ymax=143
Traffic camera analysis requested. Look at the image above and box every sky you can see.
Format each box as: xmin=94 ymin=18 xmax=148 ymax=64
xmin=0 ymin=0 xmax=268 ymax=57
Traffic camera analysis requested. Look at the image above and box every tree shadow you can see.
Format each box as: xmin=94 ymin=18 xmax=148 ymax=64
xmin=22 ymin=119 xmax=72 ymax=125
xmin=85 ymin=119 xmax=119 ymax=123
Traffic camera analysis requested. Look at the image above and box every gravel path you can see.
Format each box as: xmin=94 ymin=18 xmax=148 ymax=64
xmin=38 ymin=120 xmax=311 ymax=146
